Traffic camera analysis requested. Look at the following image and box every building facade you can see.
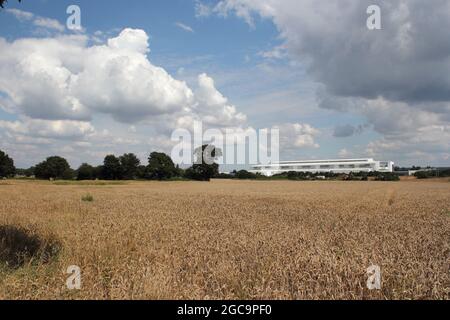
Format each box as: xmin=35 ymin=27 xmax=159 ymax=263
xmin=250 ymin=158 xmax=394 ymax=177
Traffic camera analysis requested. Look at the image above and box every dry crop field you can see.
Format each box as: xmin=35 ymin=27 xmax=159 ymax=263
xmin=0 ymin=179 xmax=449 ymax=300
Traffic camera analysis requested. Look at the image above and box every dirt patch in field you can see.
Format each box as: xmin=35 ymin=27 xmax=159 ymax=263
xmin=0 ymin=225 xmax=61 ymax=269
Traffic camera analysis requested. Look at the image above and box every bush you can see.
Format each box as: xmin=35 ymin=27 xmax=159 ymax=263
xmin=0 ymin=150 xmax=15 ymax=178
xmin=81 ymin=194 xmax=94 ymax=202
xmin=286 ymin=171 xmax=312 ymax=180
xmin=344 ymin=173 xmax=369 ymax=181
xmin=415 ymin=171 xmax=432 ymax=179
xmin=414 ymin=169 xmax=450 ymax=179
xmin=215 ymin=173 xmax=234 ymax=179
xmin=375 ymin=173 xmax=400 ymax=181
xmin=184 ymin=164 xmax=218 ymax=182
xmin=235 ymin=170 xmax=257 ymax=180
xmin=287 ymin=171 xmax=300 ymax=180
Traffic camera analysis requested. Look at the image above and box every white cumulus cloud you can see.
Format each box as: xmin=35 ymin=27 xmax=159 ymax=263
xmin=0 ymin=27 xmax=249 ymax=166
xmin=276 ymin=123 xmax=320 ymax=149
xmin=0 ymin=118 xmax=95 ymax=140
xmin=0 ymin=28 xmax=246 ymax=125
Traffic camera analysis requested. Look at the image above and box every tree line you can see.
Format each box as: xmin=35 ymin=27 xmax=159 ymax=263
xmin=219 ymin=170 xmax=402 ymax=181
xmin=0 ymin=146 xmax=220 ymax=181
xmin=414 ymin=169 xmax=450 ymax=179
xmin=5 ymin=148 xmax=446 ymax=182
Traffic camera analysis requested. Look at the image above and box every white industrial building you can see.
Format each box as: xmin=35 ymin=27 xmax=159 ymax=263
xmin=250 ymin=158 xmax=394 ymax=177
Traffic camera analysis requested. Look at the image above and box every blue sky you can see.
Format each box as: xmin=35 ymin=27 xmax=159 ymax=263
xmin=1 ymin=0 xmax=277 ymax=70
xmin=0 ymin=0 xmax=449 ymax=168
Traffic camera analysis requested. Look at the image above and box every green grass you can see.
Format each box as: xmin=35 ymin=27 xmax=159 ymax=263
xmin=53 ymin=181 xmax=128 ymax=186
xmin=81 ymin=194 xmax=94 ymax=202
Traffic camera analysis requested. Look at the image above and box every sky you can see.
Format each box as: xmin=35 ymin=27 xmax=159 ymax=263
xmin=0 ymin=0 xmax=449 ymax=169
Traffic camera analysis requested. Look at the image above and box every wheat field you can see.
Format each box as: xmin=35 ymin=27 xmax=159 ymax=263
xmin=0 ymin=179 xmax=449 ymax=300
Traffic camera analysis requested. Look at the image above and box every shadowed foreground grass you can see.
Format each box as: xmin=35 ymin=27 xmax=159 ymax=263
xmin=0 ymin=179 xmax=449 ymax=299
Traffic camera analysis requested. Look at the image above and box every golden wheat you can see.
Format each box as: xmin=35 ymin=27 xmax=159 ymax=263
xmin=0 ymin=179 xmax=448 ymax=300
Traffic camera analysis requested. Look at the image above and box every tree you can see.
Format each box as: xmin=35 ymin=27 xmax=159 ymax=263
xmin=34 ymin=156 xmax=73 ymax=180
xmin=136 ymin=165 xmax=147 ymax=179
xmin=235 ymin=170 xmax=257 ymax=180
xmin=102 ymin=155 xmax=123 ymax=180
xmin=0 ymin=150 xmax=15 ymax=178
xmin=62 ymin=168 xmax=75 ymax=180
xmin=175 ymin=164 xmax=184 ymax=178
xmin=24 ymin=166 xmax=35 ymax=177
xmin=93 ymin=166 xmax=104 ymax=180
xmin=146 ymin=152 xmax=177 ymax=180
xmin=15 ymin=167 xmax=34 ymax=177
xmin=119 ymin=153 xmax=140 ymax=180
xmin=185 ymin=145 xmax=221 ymax=181
xmin=0 ymin=0 xmax=21 ymax=9
xmin=77 ymin=163 xmax=95 ymax=180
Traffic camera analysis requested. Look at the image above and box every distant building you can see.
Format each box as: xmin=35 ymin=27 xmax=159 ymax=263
xmin=250 ymin=158 xmax=394 ymax=177
xmin=394 ymin=168 xmax=442 ymax=176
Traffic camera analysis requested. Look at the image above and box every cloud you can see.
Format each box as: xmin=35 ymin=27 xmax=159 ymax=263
xmin=333 ymin=124 xmax=365 ymax=138
xmin=0 ymin=35 xmax=92 ymax=121
xmin=258 ymin=45 xmax=287 ymax=60
xmin=333 ymin=125 xmax=357 ymax=138
xmin=213 ymin=0 xmax=256 ymax=28
xmin=338 ymin=148 xmax=352 ymax=158
xmin=107 ymin=28 xmax=150 ymax=54
xmin=195 ymin=0 xmax=213 ymax=18
xmin=5 ymin=8 xmax=34 ymax=21
xmin=193 ymin=73 xmax=247 ymax=126
xmin=33 ymin=17 xmax=65 ymax=32
xmin=6 ymin=8 xmax=65 ymax=32
xmin=0 ymin=29 xmax=247 ymax=125
xmin=276 ymin=123 xmax=320 ymax=149
xmin=211 ymin=0 xmax=450 ymax=103
xmin=175 ymin=22 xmax=195 ymax=33
xmin=205 ymin=0 xmax=450 ymax=163
xmin=0 ymin=28 xmax=249 ymax=166
xmin=0 ymin=118 xmax=95 ymax=140
xmin=366 ymin=124 xmax=450 ymax=164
